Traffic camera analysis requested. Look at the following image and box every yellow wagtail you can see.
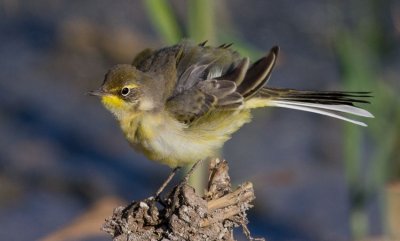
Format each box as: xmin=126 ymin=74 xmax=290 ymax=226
xmin=89 ymin=40 xmax=373 ymax=169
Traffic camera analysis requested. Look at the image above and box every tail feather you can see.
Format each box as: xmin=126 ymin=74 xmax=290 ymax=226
xmin=270 ymin=101 xmax=369 ymax=126
xmin=214 ymin=45 xmax=373 ymax=127
xmin=258 ymin=88 xmax=372 ymax=105
xmin=246 ymin=87 xmax=373 ymax=126
xmin=271 ymin=100 xmax=373 ymax=117
xmin=236 ymin=46 xmax=279 ymax=98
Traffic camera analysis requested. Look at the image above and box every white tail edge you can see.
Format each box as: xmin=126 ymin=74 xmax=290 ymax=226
xmin=270 ymin=100 xmax=374 ymax=126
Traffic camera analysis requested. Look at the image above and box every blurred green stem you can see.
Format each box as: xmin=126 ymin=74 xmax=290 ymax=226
xmin=351 ymin=208 xmax=369 ymax=240
xmin=143 ymin=0 xmax=182 ymax=44
xmin=185 ymin=0 xmax=217 ymax=193
xmin=188 ymin=0 xmax=216 ymax=43
xmin=335 ymin=0 xmax=399 ymax=239
xmin=335 ymin=8 xmax=376 ymax=240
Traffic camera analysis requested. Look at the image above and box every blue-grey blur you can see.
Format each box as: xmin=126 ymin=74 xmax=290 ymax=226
xmin=0 ymin=0 xmax=399 ymax=241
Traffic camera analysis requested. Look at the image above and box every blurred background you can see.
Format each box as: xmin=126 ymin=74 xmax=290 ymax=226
xmin=0 ymin=0 xmax=399 ymax=240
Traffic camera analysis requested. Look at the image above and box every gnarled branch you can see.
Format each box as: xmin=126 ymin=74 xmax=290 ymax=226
xmin=102 ymin=159 xmax=263 ymax=241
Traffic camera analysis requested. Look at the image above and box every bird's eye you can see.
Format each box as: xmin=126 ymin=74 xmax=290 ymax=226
xmin=121 ymin=87 xmax=130 ymax=96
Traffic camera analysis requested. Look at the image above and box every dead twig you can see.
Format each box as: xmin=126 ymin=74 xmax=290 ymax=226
xmin=102 ymin=159 xmax=263 ymax=241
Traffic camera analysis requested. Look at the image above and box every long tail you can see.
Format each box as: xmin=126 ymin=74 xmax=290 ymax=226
xmin=245 ymin=87 xmax=374 ymax=126
xmin=216 ymin=45 xmax=373 ymax=126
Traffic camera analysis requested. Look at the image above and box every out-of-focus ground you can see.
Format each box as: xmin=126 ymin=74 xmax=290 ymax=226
xmin=0 ymin=1 xmax=399 ymax=241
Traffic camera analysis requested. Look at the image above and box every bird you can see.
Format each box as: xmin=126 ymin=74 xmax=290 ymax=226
xmin=89 ymin=40 xmax=373 ymax=169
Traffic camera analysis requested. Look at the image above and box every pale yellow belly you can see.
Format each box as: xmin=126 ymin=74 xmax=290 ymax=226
xmin=122 ymin=110 xmax=251 ymax=167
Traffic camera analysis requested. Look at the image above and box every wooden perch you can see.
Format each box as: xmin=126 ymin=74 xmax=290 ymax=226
xmin=102 ymin=159 xmax=264 ymax=241
xmin=201 ymin=182 xmax=254 ymax=228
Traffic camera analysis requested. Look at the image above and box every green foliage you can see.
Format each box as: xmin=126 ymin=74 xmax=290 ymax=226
xmin=188 ymin=0 xmax=215 ymax=43
xmin=143 ymin=0 xmax=182 ymax=44
xmin=143 ymin=0 xmax=257 ymax=56
xmin=335 ymin=0 xmax=400 ymax=239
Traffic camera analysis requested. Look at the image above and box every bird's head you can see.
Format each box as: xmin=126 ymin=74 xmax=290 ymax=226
xmin=89 ymin=64 xmax=159 ymax=119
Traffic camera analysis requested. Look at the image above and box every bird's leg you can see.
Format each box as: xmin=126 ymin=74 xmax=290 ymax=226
xmin=123 ymin=167 xmax=180 ymax=212
xmin=153 ymin=160 xmax=202 ymax=206
xmin=182 ymin=159 xmax=204 ymax=184
xmin=165 ymin=160 xmax=204 ymax=217
xmin=154 ymin=167 xmax=181 ymax=199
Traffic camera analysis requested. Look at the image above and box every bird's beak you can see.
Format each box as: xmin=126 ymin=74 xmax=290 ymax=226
xmin=87 ymin=89 xmax=106 ymax=97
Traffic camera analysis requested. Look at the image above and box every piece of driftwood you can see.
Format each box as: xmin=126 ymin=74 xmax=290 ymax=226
xmin=102 ymin=159 xmax=264 ymax=241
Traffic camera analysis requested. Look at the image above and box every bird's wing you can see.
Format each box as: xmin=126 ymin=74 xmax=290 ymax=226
xmin=131 ymin=48 xmax=154 ymax=67
xmin=166 ymin=41 xmax=279 ymax=124
xmin=171 ymin=40 xmax=242 ymax=96
xmin=166 ymin=79 xmax=243 ymax=124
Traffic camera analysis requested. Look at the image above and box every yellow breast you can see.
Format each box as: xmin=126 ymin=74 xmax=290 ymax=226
xmin=119 ymin=110 xmax=252 ymax=167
